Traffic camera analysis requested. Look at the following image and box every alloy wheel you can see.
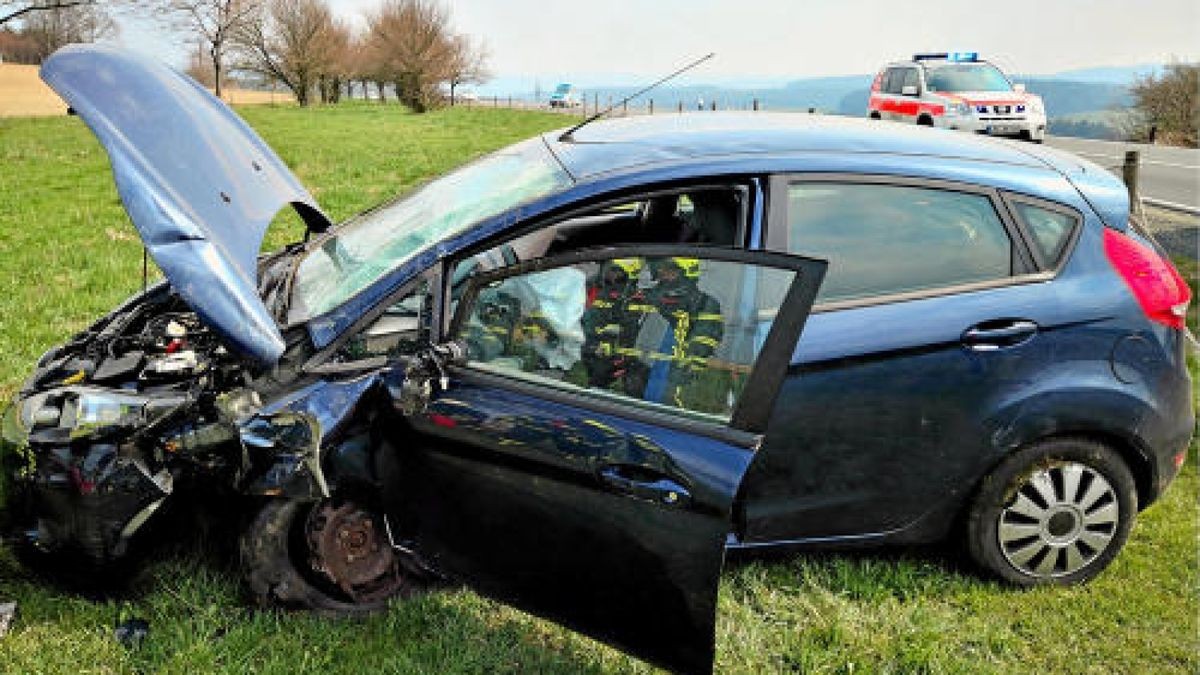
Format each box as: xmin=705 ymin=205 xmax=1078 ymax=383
xmin=997 ymin=462 xmax=1120 ymax=578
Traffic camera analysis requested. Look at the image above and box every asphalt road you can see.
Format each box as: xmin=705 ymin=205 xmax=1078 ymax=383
xmin=1045 ymin=136 xmax=1199 ymax=213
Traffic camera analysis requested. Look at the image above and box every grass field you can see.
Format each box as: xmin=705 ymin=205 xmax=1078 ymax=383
xmin=0 ymin=103 xmax=1196 ymax=673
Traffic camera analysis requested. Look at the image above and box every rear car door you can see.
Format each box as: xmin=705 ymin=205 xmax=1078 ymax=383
xmin=742 ymin=175 xmax=1068 ymax=543
xmin=384 ymin=245 xmax=825 ymax=673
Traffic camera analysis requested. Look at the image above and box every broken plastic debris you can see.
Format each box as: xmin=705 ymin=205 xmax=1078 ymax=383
xmin=0 ymin=602 xmax=15 ymax=638
xmin=114 ymin=617 xmax=149 ymax=648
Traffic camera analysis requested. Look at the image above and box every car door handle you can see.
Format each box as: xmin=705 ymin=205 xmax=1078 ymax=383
xmin=962 ymin=320 xmax=1039 ymax=351
xmin=597 ymin=464 xmax=692 ymax=507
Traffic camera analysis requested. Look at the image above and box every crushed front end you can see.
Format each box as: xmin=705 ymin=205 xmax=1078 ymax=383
xmin=0 ymin=283 xmax=323 ymax=566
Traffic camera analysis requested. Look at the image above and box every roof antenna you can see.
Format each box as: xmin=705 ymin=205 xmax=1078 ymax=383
xmin=558 ymin=52 xmax=716 ymax=143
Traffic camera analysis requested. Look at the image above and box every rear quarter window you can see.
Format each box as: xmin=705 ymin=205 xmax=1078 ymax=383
xmin=786 ymin=183 xmax=1014 ymax=303
xmin=1011 ymin=201 xmax=1078 ymax=266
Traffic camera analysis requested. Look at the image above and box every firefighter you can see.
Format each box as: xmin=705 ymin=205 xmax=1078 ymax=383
xmin=577 ymin=258 xmax=654 ymax=396
xmin=467 ymin=289 xmax=521 ymax=362
xmin=643 ymin=257 xmax=724 ymax=411
xmin=469 ymin=288 xmax=560 ymax=371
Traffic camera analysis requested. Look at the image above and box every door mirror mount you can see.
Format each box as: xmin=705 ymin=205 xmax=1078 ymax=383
xmin=394 ymin=340 xmax=469 ymax=415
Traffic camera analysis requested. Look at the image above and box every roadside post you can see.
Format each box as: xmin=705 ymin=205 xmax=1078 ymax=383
xmin=1122 ymin=150 xmax=1140 ymax=203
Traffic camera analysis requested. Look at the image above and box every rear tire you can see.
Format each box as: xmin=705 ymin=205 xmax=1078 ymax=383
xmin=966 ymin=438 xmax=1136 ymax=586
xmin=240 ymin=499 xmax=425 ymax=616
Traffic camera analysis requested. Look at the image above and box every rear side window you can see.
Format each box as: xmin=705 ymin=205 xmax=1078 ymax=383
xmin=1012 ymin=201 xmax=1077 ymax=265
xmin=786 ymin=183 xmax=1013 ymax=303
xmin=902 ymin=68 xmax=920 ymax=91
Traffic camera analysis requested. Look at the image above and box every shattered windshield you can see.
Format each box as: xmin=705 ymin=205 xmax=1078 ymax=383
xmin=290 ymin=138 xmax=572 ymax=322
xmin=925 ymin=64 xmax=1012 ymax=92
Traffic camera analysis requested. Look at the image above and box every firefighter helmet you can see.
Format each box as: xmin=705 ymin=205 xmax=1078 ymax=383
xmin=651 ymin=256 xmax=701 ymax=280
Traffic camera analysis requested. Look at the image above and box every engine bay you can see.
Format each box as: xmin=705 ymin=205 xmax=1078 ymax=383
xmin=3 ymin=286 xmax=282 ymax=564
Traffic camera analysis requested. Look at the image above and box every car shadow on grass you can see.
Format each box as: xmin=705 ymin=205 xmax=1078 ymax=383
xmin=723 ymin=542 xmax=995 ymax=603
xmin=0 ymin=509 xmax=638 ymax=674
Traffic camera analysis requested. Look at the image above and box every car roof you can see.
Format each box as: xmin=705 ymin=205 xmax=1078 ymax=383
xmin=546 ymin=112 xmax=1048 ymax=180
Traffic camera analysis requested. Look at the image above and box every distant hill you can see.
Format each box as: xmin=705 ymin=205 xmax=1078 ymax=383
xmin=1042 ymin=64 xmax=1161 ymax=84
xmin=486 ymin=64 xmax=1159 ymax=141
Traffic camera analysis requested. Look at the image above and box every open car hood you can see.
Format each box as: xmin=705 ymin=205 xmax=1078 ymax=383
xmin=41 ymin=45 xmax=331 ymax=365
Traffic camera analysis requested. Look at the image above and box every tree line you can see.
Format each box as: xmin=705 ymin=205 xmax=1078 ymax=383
xmin=0 ymin=0 xmax=489 ymax=112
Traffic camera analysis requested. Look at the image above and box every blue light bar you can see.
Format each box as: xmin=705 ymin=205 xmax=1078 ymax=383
xmin=948 ymin=51 xmax=979 ymax=62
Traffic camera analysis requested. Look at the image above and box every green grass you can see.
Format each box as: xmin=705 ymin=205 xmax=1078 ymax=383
xmin=0 ymin=102 xmax=1197 ymax=673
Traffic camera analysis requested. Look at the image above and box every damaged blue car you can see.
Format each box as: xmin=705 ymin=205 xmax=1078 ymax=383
xmin=2 ymin=45 xmax=1194 ymax=674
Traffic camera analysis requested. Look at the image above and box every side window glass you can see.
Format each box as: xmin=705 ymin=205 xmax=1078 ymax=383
xmin=883 ymin=69 xmax=900 ymax=94
xmin=449 ymin=188 xmax=746 ymax=315
xmin=902 ymin=68 xmax=920 ymax=91
xmin=337 ymin=279 xmax=430 ymax=360
xmin=457 ymin=256 xmax=796 ymax=422
xmin=787 ymin=183 xmax=1013 ymax=303
xmin=1013 ymin=202 xmax=1076 ymax=265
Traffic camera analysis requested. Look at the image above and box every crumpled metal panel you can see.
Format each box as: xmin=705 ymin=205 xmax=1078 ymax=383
xmin=41 ymin=45 xmax=331 ymax=365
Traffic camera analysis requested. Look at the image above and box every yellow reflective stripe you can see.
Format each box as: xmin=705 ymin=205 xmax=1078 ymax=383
xmin=583 ymin=419 xmax=619 ymax=434
xmin=696 ymin=313 xmax=724 ymax=322
xmin=593 ymin=299 xmax=614 ymax=308
xmin=626 ymin=303 xmax=654 ymax=312
xmin=691 ymin=336 xmax=721 ymax=349
xmin=486 ymin=326 xmax=507 ymax=334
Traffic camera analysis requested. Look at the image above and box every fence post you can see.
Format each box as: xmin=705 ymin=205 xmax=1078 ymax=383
xmin=753 ymin=98 xmax=759 ymax=111
xmin=1122 ymin=150 xmax=1140 ymax=204
xmin=1148 ymin=126 xmax=1158 ymax=144
xmin=711 ymin=100 xmax=716 ymax=111
xmin=678 ymin=101 xmax=683 ymax=113
xmin=649 ymin=99 xmax=653 ymax=115
xmin=622 ymin=100 xmax=627 ymax=117
xmin=507 ymin=95 xmax=511 ymax=108
xmin=595 ymin=93 xmax=599 ymax=112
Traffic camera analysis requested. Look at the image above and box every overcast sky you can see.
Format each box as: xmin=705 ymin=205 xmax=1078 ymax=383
xmin=114 ymin=0 xmax=1199 ymax=85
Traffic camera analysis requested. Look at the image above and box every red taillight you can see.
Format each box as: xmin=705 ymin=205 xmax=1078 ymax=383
xmin=1103 ymin=228 xmax=1192 ymax=329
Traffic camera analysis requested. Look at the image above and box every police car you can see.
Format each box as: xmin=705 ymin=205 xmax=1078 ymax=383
xmin=868 ymin=52 xmax=1047 ymax=142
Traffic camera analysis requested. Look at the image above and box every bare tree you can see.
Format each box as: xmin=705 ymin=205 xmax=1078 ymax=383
xmin=0 ymin=26 xmax=40 ymax=62
xmin=364 ymin=0 xmax=454 ymax=113
xmin=444 ymin=33 xmax=487 ymax=106
xmin=234 ymin=0 xmax=339 ymax=107
xmin=152 ymin=0 xmax=259 ymax=99
xmin=1130 ymin=62 xmax=1199 ymax=148
xmin=314 ymin=15 xmax=349 ymax=104
xmin=20 ymin=0 xmax=115 ymax=60
xmin=0 ymin=1 xmax=95 ymax=27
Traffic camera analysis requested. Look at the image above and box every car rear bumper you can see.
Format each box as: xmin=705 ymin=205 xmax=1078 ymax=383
xmin=1143 ymin=347 xmax=1195 ymax=506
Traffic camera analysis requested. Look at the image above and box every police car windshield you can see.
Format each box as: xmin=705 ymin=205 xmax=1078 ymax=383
xmin=925 ymin=64 xmax=1012 ymax=92
xmin=290 ymin=138 xmax=572 ymax=321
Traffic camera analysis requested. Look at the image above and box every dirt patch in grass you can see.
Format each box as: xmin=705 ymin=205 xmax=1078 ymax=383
xmin=0 ymin=63 xmax=292 ymax=117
